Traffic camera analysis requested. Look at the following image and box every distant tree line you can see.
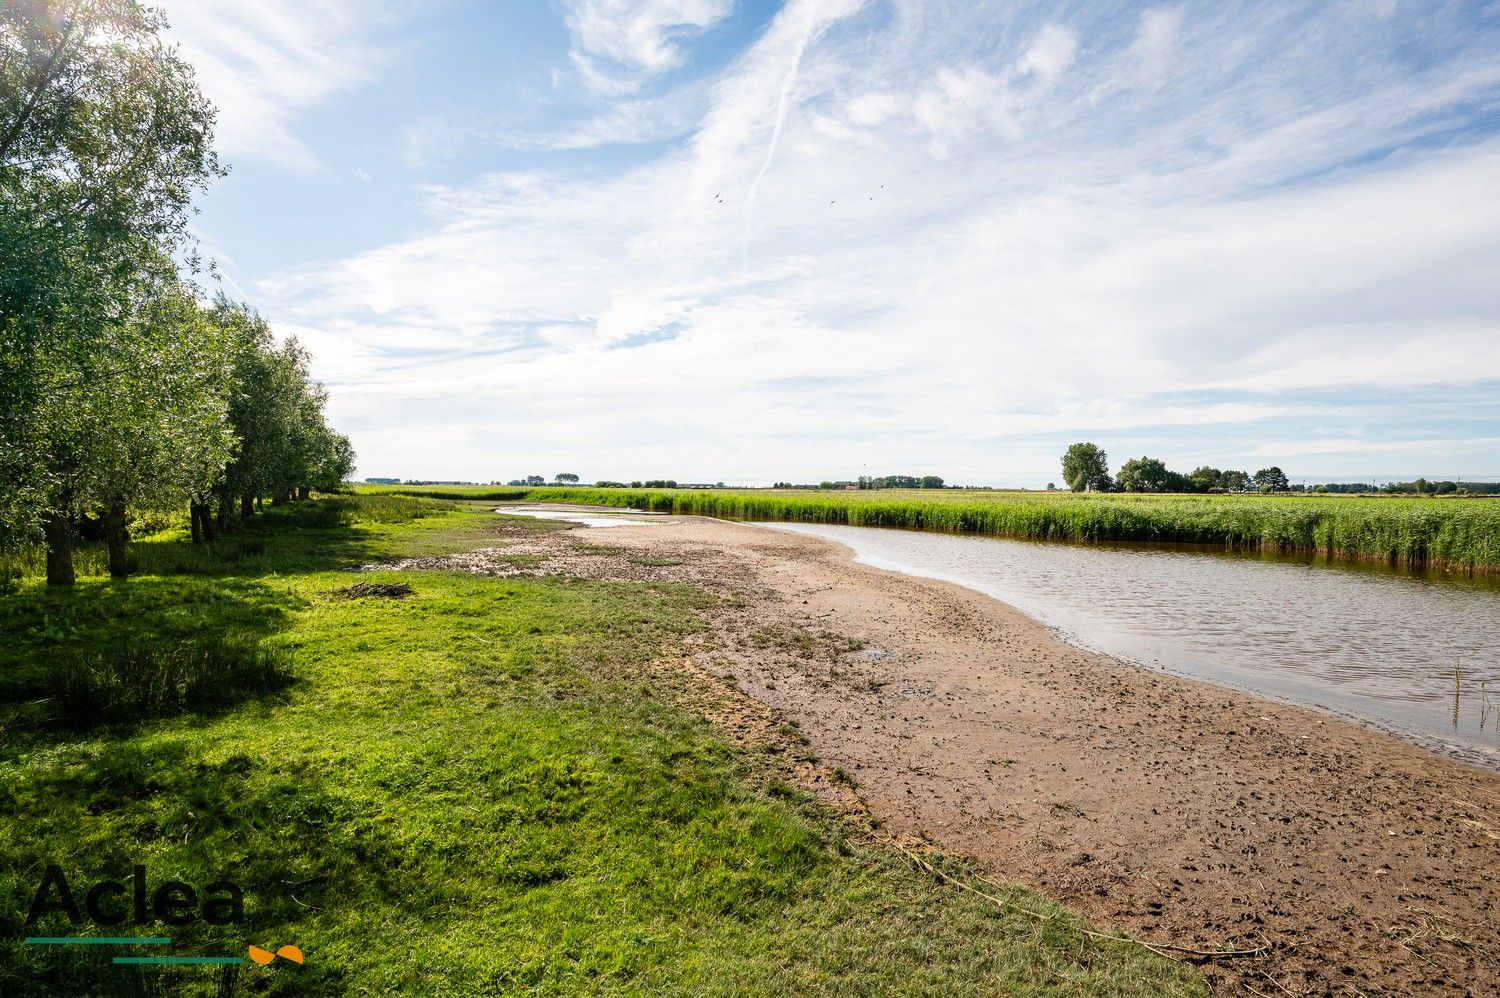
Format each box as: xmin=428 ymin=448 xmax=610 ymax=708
xmin=1311 ymin=482 xmax=1378 ymax=494
xmin=492 ymin=463 xmax=1500 ymax=497
xmin=1060 ymin=445 xmax=1498 ymax=496
xmin=1365 ymin=479 xmax=1500 ymax=495
xmin=506 ymin=473 xmax=582 ymax=486
xmin=856 ymin=475 xmax=945 ymax=490
xmin=1 ymin=1 xmax=352 ymax=585
xmin=508 ymin=478 xmax=732 ymax=489
xmin=750 ymin=476 xmax=946 ymax=490
xmin=760 ymin=477 xmax=945 ymax=490
xmin=1062 ymin=444 xmax=1290 ymax=494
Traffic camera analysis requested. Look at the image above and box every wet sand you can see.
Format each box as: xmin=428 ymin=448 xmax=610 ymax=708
xmin=380 ymin=511 xmax=1500 ymax=996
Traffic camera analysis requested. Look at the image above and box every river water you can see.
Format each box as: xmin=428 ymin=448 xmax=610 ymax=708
xmin=493 ymin=506 xmax=663 ymax=528
xmin=753 ymin=521 xmax=1500 ymax=768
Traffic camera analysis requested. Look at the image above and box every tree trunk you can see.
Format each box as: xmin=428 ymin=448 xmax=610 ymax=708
xmin=297 ymin=486 xmax=311 ymax=501
xmin=104 ymin=498 xmax=129 ymax=577
xmin=240 ymin=494 xmax=254 ymax=519
xmin=216 ymin=485 xmax=233 ymax=532
xmin=42 ymin=510 xmax=75 ymax=585
xmin=191 ymin=501 xmax=217 ymax=543
xmin=190 ymin=502 xmax=202 ymax=544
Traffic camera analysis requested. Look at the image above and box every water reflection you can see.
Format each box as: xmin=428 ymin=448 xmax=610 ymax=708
xmin=755 ymin=521 xmax=1500 ymax=766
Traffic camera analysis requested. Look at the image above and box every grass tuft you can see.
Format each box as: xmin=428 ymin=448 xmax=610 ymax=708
xmin=46 ymin=634 xmax=291 ymax=726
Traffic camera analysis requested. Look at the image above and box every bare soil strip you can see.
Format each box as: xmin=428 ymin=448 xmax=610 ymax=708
xmin=379 ymin=513 xmax=1500 ymax=996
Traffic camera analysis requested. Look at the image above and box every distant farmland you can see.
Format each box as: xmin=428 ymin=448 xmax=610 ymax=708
xmin=365 ymin=485 xmax=1500 ymax=575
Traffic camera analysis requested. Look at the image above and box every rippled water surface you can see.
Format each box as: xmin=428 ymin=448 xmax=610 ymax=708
xmin=755 ymin=521 xmax=1500 ymax=766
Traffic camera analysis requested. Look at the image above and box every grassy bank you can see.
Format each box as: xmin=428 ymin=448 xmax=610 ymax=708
xmin=1 ymin=496 xmax=1203 ymax=995
xmin=495 ymin=487 xmax=1500 ymax=575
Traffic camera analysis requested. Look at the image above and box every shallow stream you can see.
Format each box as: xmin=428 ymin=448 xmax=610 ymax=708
xmin=754 ymin=521 xmax=1500 ymax=767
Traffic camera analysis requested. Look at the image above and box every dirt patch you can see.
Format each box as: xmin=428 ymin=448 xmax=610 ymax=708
xmin=330 ymin=581 xmax=414 ymax=600
xmin=367 ymin=514 xmax=1500 ymax=997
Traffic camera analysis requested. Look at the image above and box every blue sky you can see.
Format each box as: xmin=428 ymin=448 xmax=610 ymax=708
xmin=167 ymin=0 xmax=1500 ymax=485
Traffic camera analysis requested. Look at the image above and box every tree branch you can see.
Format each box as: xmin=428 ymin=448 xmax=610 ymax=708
xmin=0 ymin=1 xmax=86 ymax=164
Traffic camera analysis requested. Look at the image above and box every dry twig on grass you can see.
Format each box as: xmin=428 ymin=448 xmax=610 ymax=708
xmin=331 ymin=581 xmax=414 ymax=600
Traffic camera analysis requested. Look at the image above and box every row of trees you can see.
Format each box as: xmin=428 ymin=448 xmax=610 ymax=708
xmin=518 ymin=479 xmax=730 ymax=489
xmin=1 ymin=1 xmax=352 ymax=584
xmin=506 ymin=474 xmax=580 ymax=486
xmin=1218 ymin=480 xmax=1500 ymax=495
xmin=768 ymin=476 xmax=946 ymax=490
xmin=854 ymin=475 xmax=944 ymax=490
xmin=1060 ymin=445 xmax=1290 ymax=494
xmin=1375 ymin=479 xmax=1500 ymax=495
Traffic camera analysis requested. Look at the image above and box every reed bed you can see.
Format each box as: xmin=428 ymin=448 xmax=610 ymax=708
xmin=520 ymin=488 xmax=1500 ymax=575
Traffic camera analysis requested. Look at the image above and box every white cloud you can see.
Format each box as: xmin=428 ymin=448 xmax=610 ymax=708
xmin=162 ymin=0 xmax=396 ymax=170
xmin=563 ymin=0 xmax=734 ymax=93
xmin=1016 ymin=23 xmax=1078 ymax=80
xmin=845 ymin=91 xmax=901 ymax=127
xmin=910 ymin=22 xmax=1081 ymax=156
xmin=913 ymin=66 xmax=1016 ymax=156
xmin=1130 ymin=7 xmax=1183 ymax=62
xmin=246 ymin=2 xmax=1500 ymax=482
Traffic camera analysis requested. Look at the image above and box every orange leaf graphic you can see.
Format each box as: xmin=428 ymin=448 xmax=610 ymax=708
xmin=275 ymin=944 xmax=305 ymax=964
xmin=247 ymin=945 xmax=275 ymax=965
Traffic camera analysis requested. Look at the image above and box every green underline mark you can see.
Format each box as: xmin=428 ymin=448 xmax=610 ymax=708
xmin=112 ymin=956 xmax=244 ymax=965
xmin=25 ymin=937 xmax=172 ymax=945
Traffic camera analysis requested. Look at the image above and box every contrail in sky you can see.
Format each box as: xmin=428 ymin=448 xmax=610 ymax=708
xmin=741 ymin=34 xmax=810 ymax=272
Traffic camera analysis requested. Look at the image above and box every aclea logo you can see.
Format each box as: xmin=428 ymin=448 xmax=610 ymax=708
xmin=24 ymin=865 xmax=243 ymax=927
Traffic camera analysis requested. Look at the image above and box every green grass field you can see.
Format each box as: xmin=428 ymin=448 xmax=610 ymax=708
xmin=0 ymin=496 xmax=1204 ymax=996
xmin=370 ymin=485 xmax=1500 ymax=575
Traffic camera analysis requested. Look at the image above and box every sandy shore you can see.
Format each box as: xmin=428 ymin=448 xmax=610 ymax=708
xmin=384 ymin=511 xmax=1500 ymax=996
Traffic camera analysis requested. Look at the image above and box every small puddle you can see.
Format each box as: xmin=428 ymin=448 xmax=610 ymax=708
xmin=493 ymin=506 xmax=663 ymax=529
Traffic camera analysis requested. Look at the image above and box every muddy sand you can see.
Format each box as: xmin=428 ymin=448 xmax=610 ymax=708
xmin=378 ymin=511 xmax=1500 ymax=996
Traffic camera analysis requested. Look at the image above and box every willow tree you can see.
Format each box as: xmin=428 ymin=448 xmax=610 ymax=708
xmin=208 ymin=300 xmax=347 ymax=532
xmin=85 ymin=285 xmax=235 ymax=574
xmin=254 ymin=346 xmax=348 ymax=505
xmin=0 ymin=0 xmax=221 ymax=581
xmin=311 ymin=432 xmax=357 ymax=493
xmin=23 ymin=272 xmax=226 ymax=577
xmin=213 ymin=302 xmax=298 ymax=529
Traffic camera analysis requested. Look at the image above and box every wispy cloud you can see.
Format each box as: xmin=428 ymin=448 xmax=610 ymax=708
xmin=248 ymin=1 xmax=1500 ymax=481
xmin=162 ymin=0 xmax=399 ymax=171
xmin=563 ymin=0 xmax=734 ymax=93
xmin=738 ymin=0 xmax=867 ymax=267
xmin=403 ymin=84 xmax=714 ymax=166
